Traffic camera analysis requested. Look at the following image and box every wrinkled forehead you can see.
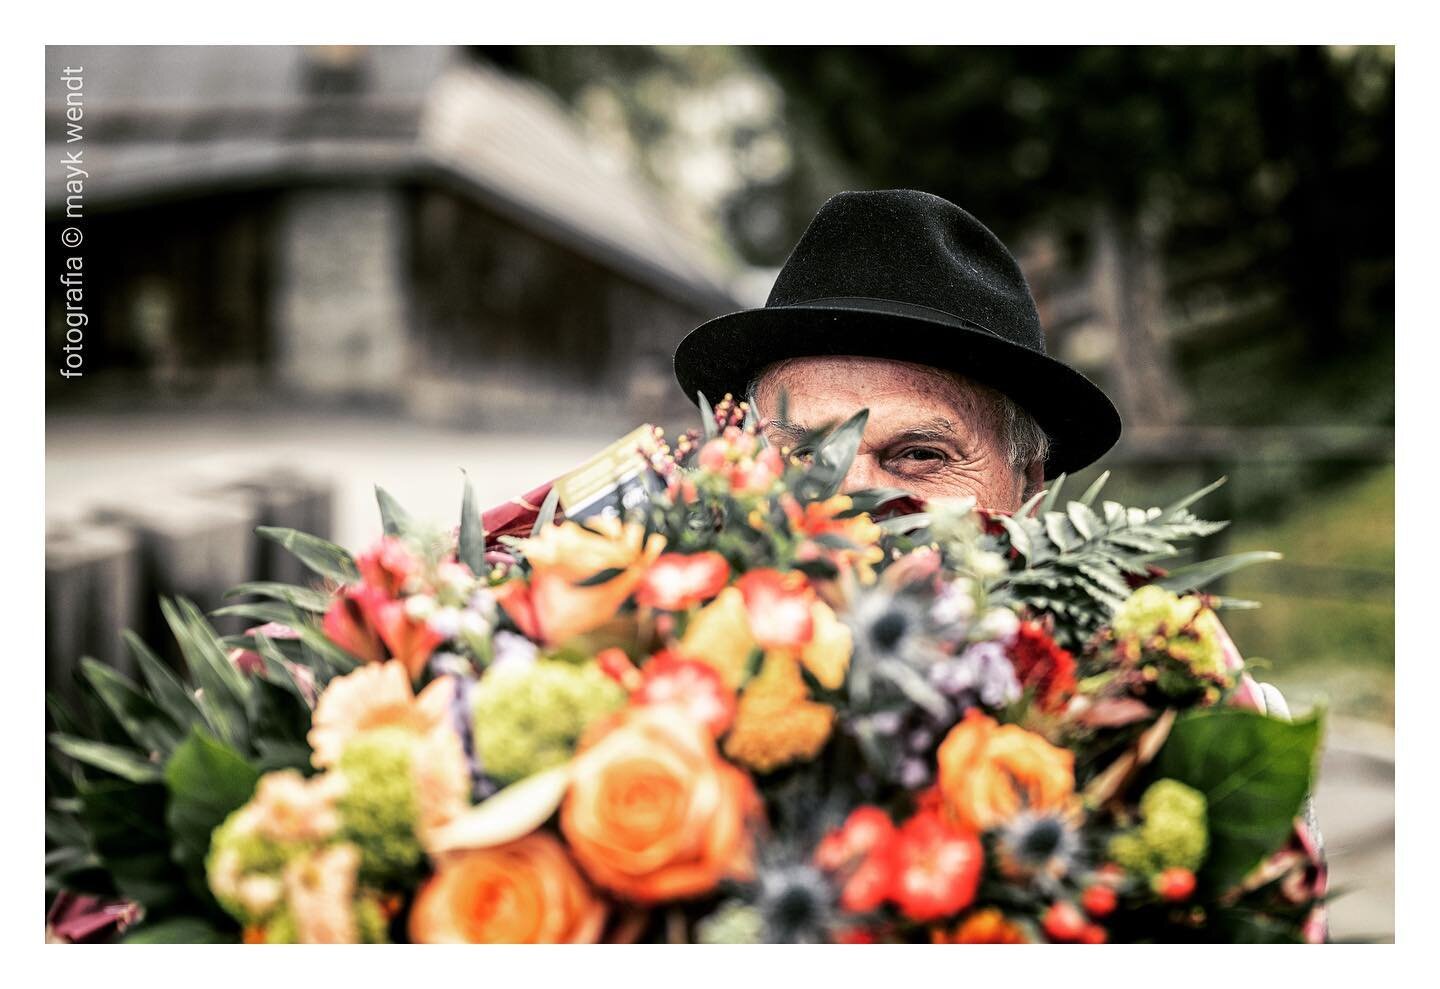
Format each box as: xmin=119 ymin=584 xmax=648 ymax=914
xmin=752 ymin=355 xmax=1000 ymax=425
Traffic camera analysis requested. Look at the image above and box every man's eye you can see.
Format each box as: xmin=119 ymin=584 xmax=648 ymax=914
xmin=896 ymin=447 xmax=945 ymax=463
xmin=790 ymin=446 xmax=815 ymax=463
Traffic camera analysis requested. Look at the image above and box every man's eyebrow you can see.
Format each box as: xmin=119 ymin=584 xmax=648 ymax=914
xmin=762 ymin=416 xmax=810 ymax=444
xmin=763 ymin=415 xmax=961 ymax=445
xmin=885 ymin=417 xmax=959 ymax=444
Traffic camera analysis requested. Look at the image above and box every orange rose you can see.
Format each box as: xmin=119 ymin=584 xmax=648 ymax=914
xmin=410 ymin=832 xmax=606 ymax=943
xmin=936 ymin=709 xmax=1075 ymax=833
xmin=496 ymin=518 xmax=666 ymax=646
xmin=561 ymin=705 xmax=760 ymax=903
xmin=932 ymin=908 xmax=1031 ymax=944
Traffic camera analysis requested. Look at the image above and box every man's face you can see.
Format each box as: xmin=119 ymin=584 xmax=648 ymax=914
xmin=753 ymin=355 xmax=1040 ymax=511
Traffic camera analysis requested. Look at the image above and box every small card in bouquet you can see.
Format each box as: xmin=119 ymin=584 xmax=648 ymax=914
xmin=552 ymin=424 xmax=666 ymax=523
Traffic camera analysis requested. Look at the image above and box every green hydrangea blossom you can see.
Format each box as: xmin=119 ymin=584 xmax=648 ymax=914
xmin=696 ymin=900 xmax=765 ymax=944
xmin=1112 ymin=586 xmax=1230 ymax=693
xmin=472 ymin=659 xmax=626 ymax=784
xmin=206 ymin=811 xmax=296 ymax=924
xmin=1108 ymin=778 xmax=1209 ymax=875
xmin=258 ymin=895 xmax=390 ymax=944
xmin=336 ymin=727 xmax=425 ymax=884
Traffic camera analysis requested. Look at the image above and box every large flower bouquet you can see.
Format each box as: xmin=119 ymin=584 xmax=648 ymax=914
xmin=46 ymin=399 xmax=1326 ymax=943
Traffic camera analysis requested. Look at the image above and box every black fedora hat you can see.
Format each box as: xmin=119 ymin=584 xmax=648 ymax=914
xmin=673 ymin=189 xmax=1121 ymax=478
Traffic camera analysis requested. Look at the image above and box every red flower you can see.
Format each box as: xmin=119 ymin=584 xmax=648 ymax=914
xmin=370 ymin=599 xmax=445 ymax=680
xmin=322 ymin=587 xmax=389 ymax=665
xmin=632 ymin=652 xmax=736 ymax=737
xmin=1153 ymin=867 xmax=1196 ymax=902
xmin=1042 ymin=901 xmax=1089 ymax=942
xmin=815 ymin=806 xmax=896 ymax=873
xmin=886 ymin=810 xmax=984 ymax=923
xmin=829 ymin=808 xmax=984 ymax=922
xmin=595 ymin=647 xmax=642 ymax=691
xmin=356 ymin=537 xmax=419 ymax=597
xmin=1080 ymin=883 xmax=1117 ymax=918
xmin=1007 ymin=621 xmax=1078 ymax=713
xmin=635 ymin=552 xmax=731 ymax=611
xmin=735 ymin=569 xmax=815 ymax=649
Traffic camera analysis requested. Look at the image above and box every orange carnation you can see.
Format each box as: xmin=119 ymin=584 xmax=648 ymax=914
xmin=409 ymin=833 xmax=606 ymax=943
xmin=561 ymin=705 xmax=760 ymax=903
xmin=936 ymin=709 xmax=1075 ymax=833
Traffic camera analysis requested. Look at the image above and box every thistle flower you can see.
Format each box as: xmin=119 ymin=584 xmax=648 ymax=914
xmin=995 ymin=812 xmax=1081 ymax=887
xmin=751 ymin=863 xmax=838 ymax=944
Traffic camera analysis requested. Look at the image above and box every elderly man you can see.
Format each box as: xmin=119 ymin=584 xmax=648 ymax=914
xmin=673 ymin=189 xmax=1122 ymax=510
xmin=675 ymin=189 xmax=1326 ymax=941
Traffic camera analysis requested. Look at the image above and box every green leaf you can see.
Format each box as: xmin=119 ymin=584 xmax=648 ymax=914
xmin=458 ymin=471 xmax=486 ymax=575
xmin=123 ymin=630 xmax=204 ymax=735
xmin=224 ymin=581 xmax=332 ymax=613
xmin=1066 ymin=501 xmax=1099 ymax=541
xmin=209 ymin=600 xmax=302 ymax=626
xmin=123 ymin=916 xmax=236 ymax=944
xmin=1037 ymin=472 xmax=1068 ymax=515
xmin=164 ymin=727 xmax=261 ymax=888
xmin=796 ymin=409 xmax=868 ymax=501
xmin=1077 ymin=470 xmax=1111 ymax=507
xmin=1152 ymin=708 xmax=1322 ymax=892
xmin=50 ymin=734 xmax=162 ymax=784
xmin=1152 ymin=551 xmax=1283 ymax=595
xmin=375 ymin=484 xmax=414 ymax=537
xmin=1162 ymin=476 xmax=1227 ymax=519
xmin=697 ymin=392 xmax=719 ymax=440
xmin=252 ymin=633 xmax=311 ymax=706
xmin=531 ymin=485 xmax=561 ymax=536
xmin=79 ymin=658 xmax=184 ymax=756
xmin=995 ymin=514 xmax=1033 ymax=562
xmin=256 ymin=526 xmax=359 ymax=584
xmin=161 ymin=599 xmax=251 ymax=753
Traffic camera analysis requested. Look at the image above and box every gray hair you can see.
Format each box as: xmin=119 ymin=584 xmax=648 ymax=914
xmin=744 ymin=368 xmax=1050 ymax=476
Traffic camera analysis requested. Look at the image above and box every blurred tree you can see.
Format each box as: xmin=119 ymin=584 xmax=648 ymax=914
xmin=478 ymin=45 xmax=1394 ymax=430
xmin=747 ymin=46 xmax=1394 ymax=427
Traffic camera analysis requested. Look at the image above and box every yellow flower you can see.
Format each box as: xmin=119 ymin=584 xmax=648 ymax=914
xmin=723 ymin=653 xmax=835 ymax=773
xmin=496 ymin=518 xmax=666 ymax=646
xmin=679 ymin=587 xmax=755 ymax=689
xmin=801 ymin=601 xmax=852 ymax=690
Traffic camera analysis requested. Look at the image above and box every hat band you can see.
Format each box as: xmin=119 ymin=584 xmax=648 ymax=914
xmin=776 ymin=295 xmax=1004 ymax=342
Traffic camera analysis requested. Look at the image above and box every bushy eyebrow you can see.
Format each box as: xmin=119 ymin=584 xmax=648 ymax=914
xmin=763 ymin=415 xmax=960 ymax=447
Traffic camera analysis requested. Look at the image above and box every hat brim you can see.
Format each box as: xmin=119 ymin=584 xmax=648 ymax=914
xmin=673 ymin=303 xmax=1122 ymax=479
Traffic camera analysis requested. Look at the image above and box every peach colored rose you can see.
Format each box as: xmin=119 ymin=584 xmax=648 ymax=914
xmin=561 ymin=705 xmax=760 ymax=903
xmin=936 ymin=709 xmax=1075 ymax=833
xmin=410 ymin=833 xmax=607 ymax=944
xmin=496 ymin=518 xmax=665 ymax=646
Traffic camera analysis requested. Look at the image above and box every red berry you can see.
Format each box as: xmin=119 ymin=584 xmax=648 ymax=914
xmin=1042 ymin=901 xmax=1089 ymax=942
xmin=1081 ymin=883 xmax=1118 ymax=918
xmin=1154 ymin=867 xmax=1197 ymax=902
xmin=1080 ymin=923 xmax=1109 ymax=944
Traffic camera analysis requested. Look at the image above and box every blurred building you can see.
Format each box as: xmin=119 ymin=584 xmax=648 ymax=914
xmin=44 ymin=45 xmax=736 ymax=428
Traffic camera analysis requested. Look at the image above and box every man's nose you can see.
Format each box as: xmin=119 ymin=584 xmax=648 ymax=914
xmin=841 ymin=454 xmax=885 ymax=494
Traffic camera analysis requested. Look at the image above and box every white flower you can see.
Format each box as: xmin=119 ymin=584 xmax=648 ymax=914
xmin=975 ymin=606 xmax=1020 ymax=643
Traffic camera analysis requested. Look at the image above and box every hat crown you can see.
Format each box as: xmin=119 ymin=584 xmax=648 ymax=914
xmin=766 ymin=189 xmax=1046 ymax=354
